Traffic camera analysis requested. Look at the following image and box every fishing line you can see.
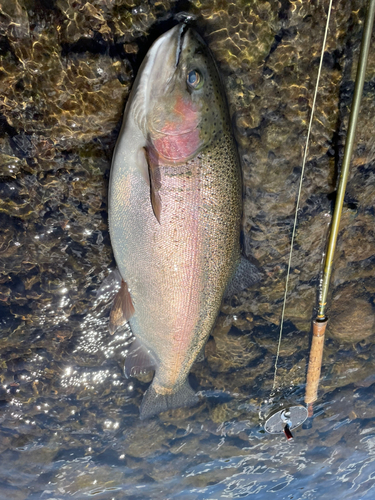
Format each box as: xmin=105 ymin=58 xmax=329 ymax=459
xmin=271 ymin=0 xmax=334 ymax=393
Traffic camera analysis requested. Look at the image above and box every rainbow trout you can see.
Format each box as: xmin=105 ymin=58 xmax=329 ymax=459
xmin=108 ymin=24 xmax=258 ymax=419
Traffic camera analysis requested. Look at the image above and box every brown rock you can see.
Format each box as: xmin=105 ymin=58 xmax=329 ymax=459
xmin=328 ymin=285 xmax=375 ymax=342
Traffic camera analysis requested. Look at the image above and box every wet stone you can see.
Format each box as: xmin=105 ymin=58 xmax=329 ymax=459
xmin=327 ymin=284 xmax=375 ymax=343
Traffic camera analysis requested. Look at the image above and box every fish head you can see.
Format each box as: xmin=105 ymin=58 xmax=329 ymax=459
xmin=136 ymin=24 xmax=228 ymax=163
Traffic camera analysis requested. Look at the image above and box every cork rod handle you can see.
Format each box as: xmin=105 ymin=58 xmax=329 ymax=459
xmin=305 ymin=319 xmax=328 ymax=415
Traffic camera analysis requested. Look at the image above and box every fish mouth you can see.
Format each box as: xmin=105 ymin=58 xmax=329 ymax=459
xmin=175 ymin=22 xmax=189 ymax=68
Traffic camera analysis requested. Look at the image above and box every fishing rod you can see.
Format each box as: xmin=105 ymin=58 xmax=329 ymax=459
xmin=265 ymin=0 xmax=375 ymax=439
xmin=305 ymin=0 xmax=375 ymax=417
xmin=264 ymin=0 xmax=334 ymax=440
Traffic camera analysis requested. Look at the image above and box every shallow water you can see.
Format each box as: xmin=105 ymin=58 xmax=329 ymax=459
xmin=1 ymin=0 xmax=375 ymax=499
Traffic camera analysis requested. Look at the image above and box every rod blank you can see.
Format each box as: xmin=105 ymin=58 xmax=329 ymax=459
xmin=318 ymin=0 xmax=375 ymax=320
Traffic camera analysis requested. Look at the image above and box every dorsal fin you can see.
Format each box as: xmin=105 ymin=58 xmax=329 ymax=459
xmin=224 ymin=256 xmax=262 ymax=299
xmin=109 ymin=279 xmax=135 ymax=335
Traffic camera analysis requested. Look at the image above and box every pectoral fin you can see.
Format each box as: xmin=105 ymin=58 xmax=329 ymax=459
xmin=143 ymin=147 xmax=162 ymax=223
xmin=137 ymin=147 xmax=150 ymax=186
xmin=109 ymin=279 xmax=134 ymax=335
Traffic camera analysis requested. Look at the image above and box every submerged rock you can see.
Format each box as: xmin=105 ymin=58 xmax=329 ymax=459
xmin=328 ymin=284 xmax=375 ymax=343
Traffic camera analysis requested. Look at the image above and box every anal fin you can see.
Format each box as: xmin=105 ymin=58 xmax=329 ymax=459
xmin=124 ymin=338 xmax=157 ymax=378
xmin=109 ymin=279 xmax=135 ymax=335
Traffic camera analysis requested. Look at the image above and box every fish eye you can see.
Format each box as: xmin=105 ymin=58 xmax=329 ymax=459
xmin=187 ymin=69 xmax=203 ymax=90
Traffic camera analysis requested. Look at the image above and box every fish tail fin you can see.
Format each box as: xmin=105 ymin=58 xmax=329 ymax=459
xmin=139 ymin=380 xmax=198 ymax=420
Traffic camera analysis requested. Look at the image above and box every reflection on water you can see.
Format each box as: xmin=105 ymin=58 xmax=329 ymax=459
xmin=2 ymin=391 xmax=375 ymax=499
xmin=1 ymin=0 xmax=375 ymax=499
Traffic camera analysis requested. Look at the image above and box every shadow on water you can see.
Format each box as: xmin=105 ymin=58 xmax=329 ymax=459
xmin=1 ymin=0 xmax=375 ymax=499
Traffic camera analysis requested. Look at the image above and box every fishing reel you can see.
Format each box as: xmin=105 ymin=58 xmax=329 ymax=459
xmin=264 ymin=405 xmax=308 ymax=441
